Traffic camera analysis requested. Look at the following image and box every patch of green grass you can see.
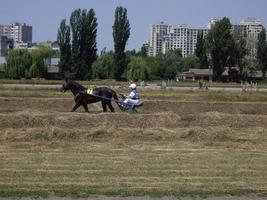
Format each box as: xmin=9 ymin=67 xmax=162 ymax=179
xmin=181 ymin=114 xmax=197 ymax=122
xmin=240 ymin=109 xmax=259 ymax=115
xmin=143 ymin=90 xmax=267 ymax=102
xmin=0 ymin=109 xmax=16 ymax=113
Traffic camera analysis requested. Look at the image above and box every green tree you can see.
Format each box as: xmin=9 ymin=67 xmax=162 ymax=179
xmin=206 ymin=17 xmax=235 ymax=81
xmin=180 ymin=55 xmax=200 ymax=71
xmin=137 ymin=44 xmax=147 ymax=57
xmin=31 ymin=45 xmax=53 ymax=79
xmin=69 ymin=8 xmax=98 ymax=80
xmin=91 ymin=51 xmax=115 ymax=79
xmin=57 ymin=19 xmax=71 ymax=78
xmin=126 ymin=56 xmax=149 ymax=81
xmin=5 ymin=49 xmax=32 ymax=79
xmin=144 ymin=56 xmax=159 ymax=79
xmin=257 ymin=28 xmax=267 ymax=78
xmin=81 ymin=9 xmax=98 ymax=79
xmin=155 ymin=49 xmax=182 ymax=79
xmin=195 ymin=31 xmax=208 ymax=68
xmin=233 ymin=37 xmax=248 ymax=81
xmin=28 ymin=63 xmax=40 ymax=78
xmin=113 ymin=6 xmax=130 ymax=80
xmin=242 ymin=56 xmax=257 ymax=80
xmin=70 ymin=9 xmax=82 ymax=79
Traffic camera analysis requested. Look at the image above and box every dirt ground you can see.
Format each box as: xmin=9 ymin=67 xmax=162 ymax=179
xmin=1 ymin=195 xmax=267 ymax=200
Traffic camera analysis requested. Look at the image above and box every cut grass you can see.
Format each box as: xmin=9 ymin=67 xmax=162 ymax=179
xmin=2 ymin=87 xmax=267 ymax=103
xmin=0 ymin=88 xmax=267 ymax=198
xmin=0 ymin=142 xmax=267 ymax=198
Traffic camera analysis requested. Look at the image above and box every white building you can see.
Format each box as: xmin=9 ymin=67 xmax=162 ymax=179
xmin=148 ymin=22 xmax=171 ymax=57
xmin=0 ymin=22 xmax=32 ymax=48
xmin=148 ymin=22 xmax=208 ymax=57
xmin=240 ymin=18 xmax=263 ymax=58
xmin=209 ymin=18 xmax=264 ymax=58
xmin=148 ymin=18 xmax=265 ymax=58
xmin=162 ymin=25 xmax=208 ymax=57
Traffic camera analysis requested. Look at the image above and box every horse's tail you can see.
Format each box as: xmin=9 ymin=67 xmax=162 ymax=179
xmin=111 ymin=89 xmax=123 ymax=110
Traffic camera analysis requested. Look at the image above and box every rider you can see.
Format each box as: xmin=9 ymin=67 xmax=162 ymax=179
xmin=123 ymin=83 xmax=140 ymax=107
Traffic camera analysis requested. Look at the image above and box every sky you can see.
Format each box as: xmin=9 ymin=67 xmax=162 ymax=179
xmin=0 ymin=0 xmax=267 ymax=51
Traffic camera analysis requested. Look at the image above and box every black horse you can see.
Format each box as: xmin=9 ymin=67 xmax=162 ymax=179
xmin=61 ymin=79 xmax=122 ymax=112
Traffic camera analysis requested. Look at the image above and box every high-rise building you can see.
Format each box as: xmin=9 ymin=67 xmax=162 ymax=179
xmin=240 ymin=18 xmax=263 ymax=58
xmin=148 ymin=18 xmax=264 ymax=58
xmin=0 ymin=22 xmax=32 ymax=48
xmin=0 ymin=36 xmax=9 ymax=56
xmin=148 ymin=22 xmax=208 ymax=57
xmin=148 ymin=22 xmax=171 ymax=57
xmin=162 ymin=25 xmax=208 ymax=57
xmin=209 ymin=18 xmax=263 ymax=58
xmin=0 ymin=25 xmax=10 ymax=38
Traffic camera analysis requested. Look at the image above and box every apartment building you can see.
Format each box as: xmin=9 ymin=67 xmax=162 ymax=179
xmin=148 ymin=22 xmax=171 ymax=57
xmin=148 ymin=22 xmax=208 ymax=57
xmin=0 ymin=22 xmax=32 ymax=48
xmin=240 ymin=18 xmax=263 ymax=58
xmin=0 ymin=36 xmax=9 ymax=56
xmin=162 ymin=25 xmax=208 ymax=57
xmin=148 ymin=18 xmax=264 ymax=58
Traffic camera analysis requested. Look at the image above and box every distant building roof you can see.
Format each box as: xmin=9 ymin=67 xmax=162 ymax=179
xmin=47 ymin=66 xmax=59 ymax=73
xmin=188 ymin=68 xmax=213 ymax=76
xmin=0 ymin=57 xmax=6 ymax=65
xmin=252 ymin=70 xmax=263 ymax=78
xmin=51 ymin=58 xmax=59 ymax=66
xmin=0 ymin=57 xmax=5 ymax=72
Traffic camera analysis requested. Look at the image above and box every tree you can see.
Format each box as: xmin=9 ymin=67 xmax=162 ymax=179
xmin=155 ymin=49 xmax=182 ymax=79
xmin=257 ymin=28 xmax=267 ymax=78
xmin=81 ymin=9 xmax=98 ymax=79
xmin=5 ymin=49 xmax=32 ymax=79
xmin=233 ymin=37 xmax=248 ymax=81
xmin=57 ymin=19 xmax=71 ymax=78
xmin=195 ymin=31 xmax=208 ymax=68
xmin=206 ymin=17 xmax=235 ymax=81
xmin=180 ymin=55 xmax=200 ymax=71
xmin=113 ymin=6 xmax=130 ymax=80
xmin=69 ymin=8 xmax=98 ymax=80
xmin=127 ymin=56 xmax=149 ymax=81
xmin=242 ymin=56 xmax=257 ymax=80
xmin=70 ymin=9 xmax=82 ymax=79
xmin=31 ymin=44 xmax=53 ymax=79
xmin=144 ymin=56 xmax=159 ymax=79
xmin=137 ymin=44 xmax=148 ymax=57
xmin=28 ymin=63 xmax=40 ymax=78
xmin=91 ymin=51 xmax=115 ymax=79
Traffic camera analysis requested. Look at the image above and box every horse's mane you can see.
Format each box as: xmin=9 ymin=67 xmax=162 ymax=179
xmin=69 ymin=80 xmax=86 ymax=91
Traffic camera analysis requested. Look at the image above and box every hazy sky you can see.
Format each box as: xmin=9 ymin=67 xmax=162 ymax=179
xmin=0 ymin=0 xmax=266 ymax=51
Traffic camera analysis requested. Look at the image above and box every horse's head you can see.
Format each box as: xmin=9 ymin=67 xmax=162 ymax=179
xmin=60 ymin=79 xmax=71 ymax=92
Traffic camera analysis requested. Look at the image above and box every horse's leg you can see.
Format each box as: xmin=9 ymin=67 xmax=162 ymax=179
xmin=107 ymin=101 xmax=115 ymax=112
xmin=71 ymin=102 xmax=81 ymax=112
xmin=101 ymin=100 xmax=107 ymax=112
xmin=133 ymin=106 xmax=138 ymax=113
xmin=82 ymin=104 xmax=89 ymax=113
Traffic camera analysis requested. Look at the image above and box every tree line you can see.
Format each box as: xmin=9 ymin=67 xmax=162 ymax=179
xmin=4 ymin=45 xmax=53 ymax=79
xmin=205 ymin=17 xmax=267 ymax=81
xmin=57 ymin=7 xmax=130 ymax=81
xmin=3 ymin=13 xmax=267 ymax=81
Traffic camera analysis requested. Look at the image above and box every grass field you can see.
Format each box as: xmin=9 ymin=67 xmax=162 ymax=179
xmin=1 ymin=78 xmax=267 ymax=88
xmin=0 ymin=86 xmax=267 ymax=198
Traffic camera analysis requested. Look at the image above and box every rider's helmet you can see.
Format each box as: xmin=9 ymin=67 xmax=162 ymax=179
xmin=129 ymin=83 xmax=137 ymax=89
